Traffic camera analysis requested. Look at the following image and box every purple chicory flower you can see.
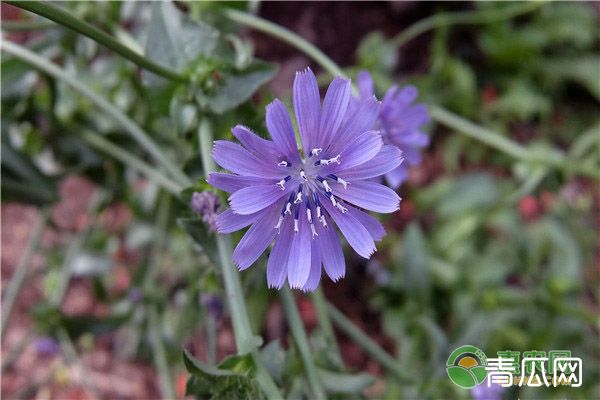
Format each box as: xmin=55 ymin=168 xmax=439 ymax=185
xmin=208 ymin=67 xmax=403 ymax=291
xmin=191 ymin=191 xmax=220 ymax=232
xmin=128 ymin=287 xmax=144 ymax=303
xmin=200 ymin=293 xmax=223 ymax=320
xmin=36 ymin=336 xmax=60 ymax=356
xmin=355 ymin=70 xmax=429 ymax=188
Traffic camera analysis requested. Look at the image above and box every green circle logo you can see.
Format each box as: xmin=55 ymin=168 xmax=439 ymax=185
xmin=446 ymin=345 xmax=488 ymax=389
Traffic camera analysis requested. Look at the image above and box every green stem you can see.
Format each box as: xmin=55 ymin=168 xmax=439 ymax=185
xmin=327 ymin=302 xmax=411 ymax=382
xmin=198 ymin=119 xmax=282 ymax=400
xmin=141 ymin=195 xmax=175 ymax=399
xmin=1 ymin=208 xmax=50 ymax=337
xmin=50 ymin=192 xmax=105 ymax=307
xmin=57 ymin=327 xmax=101 ymax=400
xmin=569 ymin=122 xmax=600 ymax=159
xmin=1 ymin=40 xmax=191 ymax=188
xmin=6 ymin=1 xmax=186 ymax=82
xmin=0 ymin=331 xmax=35 ymax=373
xmin=281 ymin=287 xmax=326 ymax=400
xmin=1 ymin=19 xmax=56 ymax=31
xmin=391 ymin=2 xmax=545 ymax=49
xmin=310 ymin=288 xmax=343 ymax=368
xmin=148 ymin=307 xmax=177 ymax=400
xmin=223 ymin=8 xmax=345 ymax=78
xmin=507 ymin=168 xmax=548 ymax=203
xmin=79 ymin=129 xmax=182 ymax=195
xmin=143 ymin=194 xmax=172 ymax=291
xmin=429 ymin=105 xmax=529 ymax=159
xmin=206 ymin=314 xmax=217 ymax=365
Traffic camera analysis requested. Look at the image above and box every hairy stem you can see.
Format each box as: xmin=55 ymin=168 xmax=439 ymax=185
xmin=6 ymin=1 xmax=186 ymax=81
xmin=1 ymin=208 xmax=50 ymax=336
xmin=281 ymin=287 xmax=326 ymax=400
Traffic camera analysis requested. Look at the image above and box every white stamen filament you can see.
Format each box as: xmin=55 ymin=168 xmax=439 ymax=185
xmin=330 ymin=195 xmax=338 ymax=207
xmin=306 ymin=208 xmax=312 ymax=223
xmin=337 ymin=177 xmax=349 ymax=189
xmin=317 ymin=154 xmax=341 ymax=165
xmin=276 ymin=179 xmax=286 ymax=190
xmin=336 ymin=203 xmax=348 ymax=213
xmin=320 ymin=215 xmax=328 ymax=228
xmin=316 ymin=206 xmax=322 ymax=219
xmin=284 ymin=202 xmax=292 ymax=214
xmin=294 ymin=219 xmax=299 ymax=232
xmin=300 ymin=170 xmax=308 ymax=181
xmin=294 ymin=191 xmax=303 ymax=204
xmin=322 ymin=180 xmax=332 ymax=192
xmin=274 ymin=215 xmax=284 ymax=232
xmin=310 ymin=224 xmax=318 ymax=238
xmin=311 ymin=148 xmax=322 ymax=156
xmin=278 ymin=161 xmax=289 ymax=167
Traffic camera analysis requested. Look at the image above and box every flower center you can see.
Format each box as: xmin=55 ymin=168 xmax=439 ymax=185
xmin=273 ymin=148 xmax=350 ymax=237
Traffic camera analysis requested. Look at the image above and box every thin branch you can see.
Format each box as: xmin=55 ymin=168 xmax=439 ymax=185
xmin=79 ymin=129 xmax=182 ymax=195
xmin=281 ymin=287 xmax=326 ymax=400
xmin=6 ymin=1 xmax=187 ymax=81
xmin=310 ymin=288 xmax=344 ymax=368
xmin=147 ymin=308 xmax=177 ymax=399
xmin=1 ymin=208 xmax=50 ymax=336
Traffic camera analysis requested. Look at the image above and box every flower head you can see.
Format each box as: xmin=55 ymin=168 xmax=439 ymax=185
xmin=208 ymin=68 xmax=403 ymax=291
xmin=191 ymin=191 xmax=220 ymax=232
xmin=356 ymin=71 xmax=429 ymax=188
xmin=36 ymin=337 xmax=60 ymax=356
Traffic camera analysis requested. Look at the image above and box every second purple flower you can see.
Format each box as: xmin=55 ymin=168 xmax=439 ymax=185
xmin=356 ymin=71 xmax=429 ymax=188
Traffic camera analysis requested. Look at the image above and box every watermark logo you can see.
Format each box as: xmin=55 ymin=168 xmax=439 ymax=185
xmin=446 ymin=345 xmax=489 ymax=389
xmin=447 ymin=346 xmax=582 ymax=389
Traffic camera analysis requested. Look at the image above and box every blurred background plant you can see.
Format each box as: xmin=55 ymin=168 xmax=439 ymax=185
xmin=1 ymin=1 xmax=598 ymax=399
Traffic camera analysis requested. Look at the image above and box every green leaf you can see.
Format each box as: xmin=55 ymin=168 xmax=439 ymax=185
xmin=544 ymin=218 xmax=582 ymax=294
xmin=1 ymin=55 xmax=38 ymax=99
xmin=143 ymin=1 xmax=219 ymax=85
xmin=258 ymin=341 xmax=285 ymax=382
xmin=195 ymin=62 xmax=277 ymax=114
xmin=402 ymin=222 xmax=431 ymax=302
xmin=437 ymin=173 xmax=499 ymax=217
xmin=490 ymin=79 xmax=551 ymax=121
xmin=33 ymin=303 xmax=130 ymax=338
xmin=541 ymin=56 xmax=600 ymax=101
xmin=177 ymin=217 xmax=219 ymax=267
xmin=356 ymin=31 xmax=398 ymax=75
xmin=183 ymin=349 xmax=264 ymax=400
xmin=1 ymin=135 xmax=58 ymax=205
